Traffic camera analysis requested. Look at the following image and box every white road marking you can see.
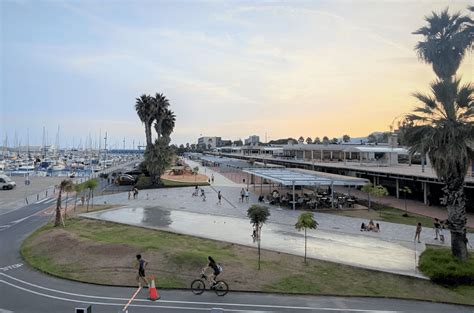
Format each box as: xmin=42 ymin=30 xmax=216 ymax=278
xmin=35 ymin=198 xmax=50 ymax=204
xmin=0 ymin=264 xmax=22 ymax=272
xmin=0 ymin=273 xmax=400 ymax=312
xmin=0 ymin=211 xmax=40 ymax=232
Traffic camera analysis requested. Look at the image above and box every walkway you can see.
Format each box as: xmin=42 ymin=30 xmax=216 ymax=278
xmin=336 ymin=187 xmax=474 ymax=228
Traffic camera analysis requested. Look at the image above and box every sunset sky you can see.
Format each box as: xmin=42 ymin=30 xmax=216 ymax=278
xmin=1 ymin=0 xmax=472 ymax=148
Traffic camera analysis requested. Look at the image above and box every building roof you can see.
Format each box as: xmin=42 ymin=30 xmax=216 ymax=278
xmin=242 ymin=167 xmax=368 ymax=186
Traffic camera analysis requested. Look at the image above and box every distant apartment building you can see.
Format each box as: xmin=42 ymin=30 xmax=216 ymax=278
xmin=245 ymin=135 xmax=260 ymax=145
xmin=197 ymin=137 xmax=221 ymax=149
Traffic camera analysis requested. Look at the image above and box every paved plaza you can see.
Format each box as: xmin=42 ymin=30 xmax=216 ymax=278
xmin=84 ymin=158 xmax=473 ymax=279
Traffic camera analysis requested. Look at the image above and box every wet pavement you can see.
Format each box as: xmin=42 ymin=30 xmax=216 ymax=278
xmin=84 ymin=204 xmax=421 ymax=277
xmin=86 ymin=158 xmax=473 ymax=279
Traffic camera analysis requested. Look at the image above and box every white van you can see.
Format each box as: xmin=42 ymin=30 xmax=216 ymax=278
xmin=0 ymin=174 xmax=16 ymax=190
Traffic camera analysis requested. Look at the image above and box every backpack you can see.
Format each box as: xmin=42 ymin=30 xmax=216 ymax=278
xmin=217 ymin=264 xmax=223 ymax=274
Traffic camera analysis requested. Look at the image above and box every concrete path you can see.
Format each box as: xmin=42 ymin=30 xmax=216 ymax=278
xmin=85 ymin=160 xmax=474 ymax=278
xmin=335 ymin=186 xmax=474 ymax=228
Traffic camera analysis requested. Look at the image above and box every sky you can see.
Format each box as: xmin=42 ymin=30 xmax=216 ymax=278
xmin=1 ymin=0 xmax=472 ymax=148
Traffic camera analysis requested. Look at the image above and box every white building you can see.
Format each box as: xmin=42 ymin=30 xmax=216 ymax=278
xmin=245 ymin=135 xmax=260 ymax=145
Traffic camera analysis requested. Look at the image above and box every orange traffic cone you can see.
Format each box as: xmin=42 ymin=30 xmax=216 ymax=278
xmin=149 ymin=276 xmax=159 ymax=301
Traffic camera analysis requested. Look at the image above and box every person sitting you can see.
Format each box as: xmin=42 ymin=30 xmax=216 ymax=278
xmin=360 ymin=222 xmax=367 ymax=231
xmin=367 ymin=219 xmax=376 ymax=231
xmin=258 ymin=195 xmax=265 ymax=203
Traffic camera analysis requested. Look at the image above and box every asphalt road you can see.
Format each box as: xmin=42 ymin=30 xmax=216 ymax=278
xmin=0 ymin=197 xmax=473 ymax=312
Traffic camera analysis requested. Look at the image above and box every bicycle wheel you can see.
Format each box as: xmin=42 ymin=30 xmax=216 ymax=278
xmin=214 ymin=280 xmax=229 ymax=296
xmin=191 ymin=279 xmax=205 ymax=295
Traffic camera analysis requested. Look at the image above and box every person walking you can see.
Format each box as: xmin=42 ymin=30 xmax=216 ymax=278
xmin=135 ymin=254 xmax=149 ymax=288
xmin=201 ymin=188 xmax=206 ymax=201
xmin=433 ymin=218 xmax=441 ymax=240
xmin=240 ymin=188 xmax=245 ymax=203
xmin=211 ymin=174 xmax=214 ymax=184
xmin=245 ymin=188 xmax=249 ymax=203
xmin=415 ymin=222 xmax=422 ymax=243
xmin=128 ymin=190 xmax=131 ymax=200
xmin=217 ymin=191 xmax=222 ymax=205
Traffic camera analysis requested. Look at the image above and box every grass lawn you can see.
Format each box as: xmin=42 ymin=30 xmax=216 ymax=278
xmin=329 ymin=206 xmax=474 ymax=232
xmin=21 ymin=218 xmax=474 ymax=305
xmin=419 ymin=245 xmax=474 ymax=285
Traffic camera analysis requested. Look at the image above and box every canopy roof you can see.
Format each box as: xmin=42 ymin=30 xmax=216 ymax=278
xmin=242 ymin=167 xmax=368 ymax=186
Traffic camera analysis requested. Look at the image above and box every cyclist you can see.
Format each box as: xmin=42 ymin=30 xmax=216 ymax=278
xmin=202 ymin=256 xmax=221 ymax=289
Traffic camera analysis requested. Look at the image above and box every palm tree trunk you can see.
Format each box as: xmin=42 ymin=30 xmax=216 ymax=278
xmin=444 ymin=177 xmax=468 ymax=261
xmin=54 ymin=190 xmax=62 ymax=227
xmin=145 ymin=123 xmax=152 ymax=149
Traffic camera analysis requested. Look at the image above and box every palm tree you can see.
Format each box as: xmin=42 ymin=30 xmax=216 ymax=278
xmin=413 ymin=8 xmax=473 ymax=81
xmin=295 ymin=212 xmax=318 ymax=263
xmin=247 ymin=205 xmax=270 ymax=270
xmin=314 ymin=137 xmax=321 ymax=144
xmin=145 ymin=138 xmax=172 ymax=185
xmin=322 ymin=136 xmax=329 ymax=145
xmin=135 ymin=94 xmax=155 ymax=149
xmin=160 ymin=108 xmax=176 ymax=142
xmin=403 ymin=78 xmax=473 ymax=260
xmin=73 ymin=183 xmax=84 ymax=212
xmin=306 ymin=137 xmax=313 ymax=144
xmin=84 ymin=179 xmax=98 ymax=212
xmin=55 ymin=179 xmax=74 ymax=227
xmin=152 ymin=93 xmax=170 ymax=139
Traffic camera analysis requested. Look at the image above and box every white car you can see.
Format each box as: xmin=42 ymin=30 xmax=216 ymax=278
xmin=0 ymin=174 xmax=16 ymax=190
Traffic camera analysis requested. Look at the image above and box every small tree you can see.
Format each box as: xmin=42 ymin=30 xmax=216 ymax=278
xmin=73 ymin=183 xmax=84 ymax=212
xmin=193 ymin=166 xmax=199 ymax=181
xmin=342 ymin=134 xmax=351 ymax=143
xmin=247 ymin=205 xmax=270 ymax=270
xmin=401 ymin=186 xmax=412 ymax=217
xmin=295 ymin=212 xmax=318 ymax=263
xmin=84 ymin=179 xmax=98 ymax=212
xmin=55 ymin=179 xmax=74 ymax=227
xmin=361 ymin=183 xmax=389 ymax=210
xmin=306 ymin=137 xmax=313 ymax=144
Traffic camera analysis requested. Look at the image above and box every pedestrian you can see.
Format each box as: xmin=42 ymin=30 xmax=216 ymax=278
xmin=439 ymin=224 xmax=445 ymax=243
xmin=128 ymin=190 xmax=131 ymax=200
xmin=211 ymin=174 xmax=214 ymax=184
xmin=217 ymin=191 xmax=222 ymax=205
xmin=433 ymin=218 xmax=441 ymax=240
xmin=245 ymin=188 xmax=249 ymax=203
xmin=133 ymin=187 xmax=139 ymax=199
xmin=415 ymin=222 xmax=422 ymax=243
xmin=240 ymin=188 xmax=245 ymax=203
xmin=201 ymin=188 xmax=206 ymax=201
xmin=80 ymin=195 xmax=85 ymax=206
xmin=135 ymin=254 xmax=149 ymax=288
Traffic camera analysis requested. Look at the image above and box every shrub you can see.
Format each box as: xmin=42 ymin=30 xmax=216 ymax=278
xmin=135 ymin=175 xmax=151 ymax=189
xmin=419 ymin=247 xmax=474 ymax=285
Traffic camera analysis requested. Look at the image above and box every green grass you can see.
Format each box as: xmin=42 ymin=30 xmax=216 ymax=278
xmin=331 ymin=205 xmax=474 ymax=232
xmin=21 ymin=218 xmax=474 ymax=305
xmin=419 ymin=246 xmax=474 ymax=285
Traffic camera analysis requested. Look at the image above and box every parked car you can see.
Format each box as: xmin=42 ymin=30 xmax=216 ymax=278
xmin=115 ymin=174 xmax=136 ymax=185
xmin=0 ymin=174 xmax=16 ymax=190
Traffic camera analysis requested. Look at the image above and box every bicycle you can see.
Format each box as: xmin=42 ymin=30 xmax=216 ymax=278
xmin=191 ymin=273 xmax=229 ymax=296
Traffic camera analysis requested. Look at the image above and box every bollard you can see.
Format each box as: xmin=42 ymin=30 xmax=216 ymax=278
xmin=37 ymin=194 xmax=39 ymax=201
xmin=25 ymin=198 xmax=29 ymax=205
xmin=46 ymin=190 xmax=48 ymax=197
